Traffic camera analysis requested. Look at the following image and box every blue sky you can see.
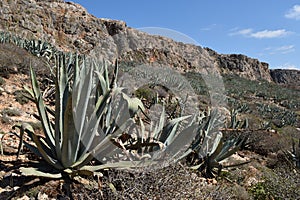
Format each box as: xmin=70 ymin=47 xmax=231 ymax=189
xmin=72 ymin=0 xmax=300 ymax=70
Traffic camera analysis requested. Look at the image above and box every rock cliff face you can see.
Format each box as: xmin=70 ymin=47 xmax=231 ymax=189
xmin=270 ymin=69 xmax=300 ymax=86
xmin=0 ymin=0 xmax=299 ymax=84
xmin=205 ymin=48 xmax=272 ymax=81
xmin=0 ymin=0 xmax=217 ymax=75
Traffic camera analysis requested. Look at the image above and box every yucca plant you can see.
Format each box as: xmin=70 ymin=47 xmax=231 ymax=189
xmin=15 ymin=54 xmax=147 ymax=178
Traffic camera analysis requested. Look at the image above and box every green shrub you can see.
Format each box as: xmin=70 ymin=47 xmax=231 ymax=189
xmin=249 ymin=166 xmax=300 ymax=200
xmin=249 ymin=182 xmax=270 ymax=200
xmin=0 ymin=77 xmax=5 ymax=86
xmin=135 ymin=86 xmax=156 ymax=100
xmin=14 ymin=89 xmax=30 ymax=105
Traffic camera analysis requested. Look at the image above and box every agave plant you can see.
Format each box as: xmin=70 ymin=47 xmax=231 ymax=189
xmin=0 ymin=32 xmax=12 ymax=43
xmin=0 ymin=31 xmax=57 ymax=61
xmin=192 ymin=134 xmax=248 ymax=178
xmin=24 ymin=40 xmax=55 ymax=60
xmin=292 ymin=138 xmax=300 ymax=168
xmin=183 ymin=109 xmax=249 ymax=178
xmin=0 ymin=32 xmax=23 ymax=47
xmin=14 ymin=54 xmax=147 ymax=178
xmin=115 ymin=105 xmax=199 ymax=164
xmin=284 ymin=138 xmax=300 ymax=169
xmin=228 ymin=108 xmax=249 ymax=130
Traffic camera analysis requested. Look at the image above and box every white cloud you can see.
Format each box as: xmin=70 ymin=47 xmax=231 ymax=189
xmin=250 ymin=29 xmax=291 ymax=38
xmin=229 ymin=28 xmax=253 ymax=36
xmin=276 ymin=63 xmax=299 ymax=70
xmin=263 ymin=45 xmax=295 ymax=55
xmin=275 ymin=45 xmax=295 ymax=54
xmin=285 ymin=5 xmax=300 ymax=20
xmin=229 ymin=28 xmax=292 ymax=38
xmin=275 ymin=45 xmax=294 ymax=51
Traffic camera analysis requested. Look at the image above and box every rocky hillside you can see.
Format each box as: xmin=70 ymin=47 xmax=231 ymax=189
xmin=0 ymin=1 xmax=300 ymax=199
xmin=271 ymin=69 xmax=300 ymax=86
xmin=1 ymin=0 xmax=298 ymax=84
xmin=205 ymin=48 xmax=272 ymax=81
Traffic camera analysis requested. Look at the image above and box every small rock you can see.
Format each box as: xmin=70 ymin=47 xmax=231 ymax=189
xmin=207 ymin=178 xmax=217 ymax=185
xmin=248 ymin=166 xmax=258 ymax=174
xmin=13 ymin=186 xmax=20 ymax=190
xmin=17 ymin=195 xmax=30 ymax=200
xmin=37 ymin=192 xmax=49 ymax=200
xmin=191 ymin=172 xmax=197 ymax=179
xmin=244 ymin=177 xmax=259 ymax=187
xmin=212 ymin=179 xmax=217 ymax=185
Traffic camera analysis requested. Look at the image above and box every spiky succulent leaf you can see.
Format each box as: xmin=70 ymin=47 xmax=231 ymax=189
xmin=208 ymin=132 xmax=223 ymax=157
xmin=218 ymin=136 xmax=245 ymax=161
xmin=20 ymin=167 xmax=62 ymax=178
xmin=13 ymin=123 xmax=34 ymax=158
xmin=163 ymin=124 xmax=199 ymax=161
xmin=54 ymin=54 xmax=69 ymax=163
xmin=161 ymin=115 xmax=191 ymax=146
xmin=30 ymin=66 xmax=56 ymax=151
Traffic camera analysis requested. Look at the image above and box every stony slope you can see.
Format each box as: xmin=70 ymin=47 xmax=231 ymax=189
xmin=1 ymin=0 xmax=298 ymax=84
xmin=271 ymin=69 xmax=300 ymax=86
xmin=0 ymin=1 xmax=300 ymax=199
